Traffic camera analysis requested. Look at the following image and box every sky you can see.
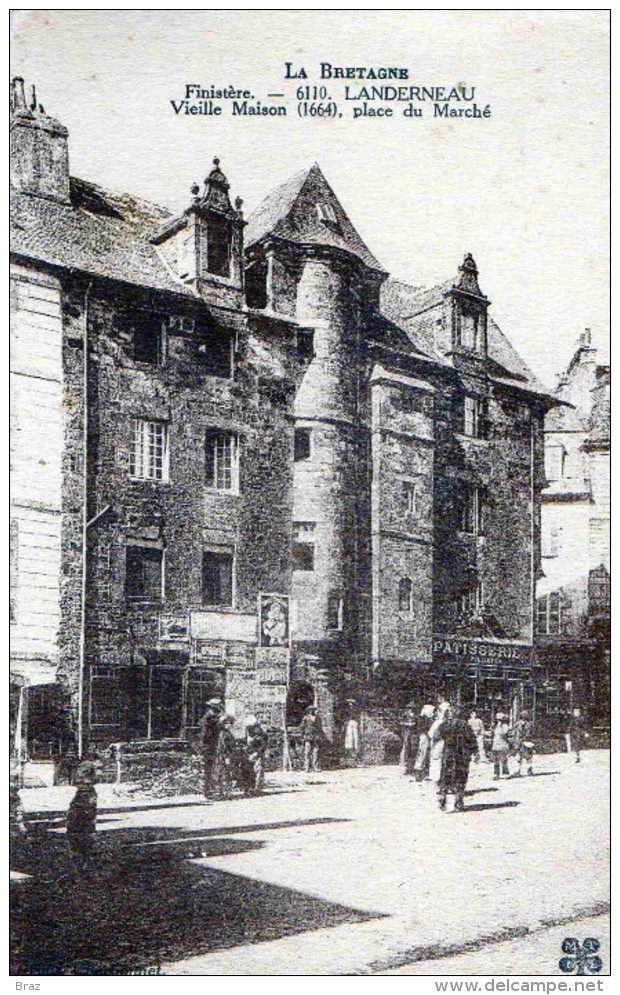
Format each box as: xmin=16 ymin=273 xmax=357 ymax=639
xmin=11 ymin=10 xmax=610 ymax=389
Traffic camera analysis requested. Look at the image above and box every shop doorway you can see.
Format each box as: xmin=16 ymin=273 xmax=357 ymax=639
xmin=150 ymin=666 xmax=183 ymax=739
xmin=286 ymin=680 xmax=315 ymax=727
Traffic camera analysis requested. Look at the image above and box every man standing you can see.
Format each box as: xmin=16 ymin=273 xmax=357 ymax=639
xmin=568 ymin=708 xmax=586 ymax=763
xmin=245 ymin=715 xmax=268 ymax=794
xmin=491 ymin=712 xmax=511 ymax=779
xmin=468 ymin=709 xmax=487 ymax=762
xmin=512 ymin=709 xmax=535 ymax=776
xmin=300 ymin=705 xmax=321 ymax=772
xmin=437 ymin=708 xmax=478 ymax=812
xmin=200 ymin=698 xmax=223 ymax=798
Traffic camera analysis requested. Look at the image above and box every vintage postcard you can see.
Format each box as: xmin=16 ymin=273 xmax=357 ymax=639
xmin=9 ymin=10 xmax=610 ymax=981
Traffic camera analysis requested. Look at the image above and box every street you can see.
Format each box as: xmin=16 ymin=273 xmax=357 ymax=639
xmin=12 ymin=750 xmax=609 ymax=976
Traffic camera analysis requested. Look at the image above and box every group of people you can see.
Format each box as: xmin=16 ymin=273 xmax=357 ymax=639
xmin=401 ymin=695 xmax=540 ymax=812
xmin=200 ymin=698 xmax=268 ymax=800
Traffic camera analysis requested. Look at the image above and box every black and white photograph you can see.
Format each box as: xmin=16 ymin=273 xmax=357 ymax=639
xmin=9 ymin=10 xmax=610 ymax=980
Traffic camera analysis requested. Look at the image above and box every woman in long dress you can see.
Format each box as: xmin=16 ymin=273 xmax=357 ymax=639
xmin=413 ymin=704 xmax=436 ymax=781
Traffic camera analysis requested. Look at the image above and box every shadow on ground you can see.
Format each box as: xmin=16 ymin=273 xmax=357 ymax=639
xmin=11 ymin=817 xmax=384 ymax=975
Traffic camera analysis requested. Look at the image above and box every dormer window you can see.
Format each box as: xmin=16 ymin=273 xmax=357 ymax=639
xmin=206 ymin=216 xmax=232 ymax=277
xmin=458 ymin=312 xmax=479 ymax=350
xmin=317 ymin=202 xmax=339 ymax=227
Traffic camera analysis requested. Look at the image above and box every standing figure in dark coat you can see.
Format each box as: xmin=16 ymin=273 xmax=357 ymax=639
xmin=568 ymin=708 xmax=586 ymax=763
xmin=300 ymin=705 xmax=322 ymax=772
xmin=200 ymin=697 xmax=223 ymax=798
xmin=211 ymin=715 xmax=236 ymax=799
xmin=400 ymin=703 xmax=418 ymax=776
xmin=437 ymin=709 xmax=478 ymax=812
xmin=66 ymin=755 xmax=98 ymax=867
xmin=244 ymin=716 xmax=268 ymax=794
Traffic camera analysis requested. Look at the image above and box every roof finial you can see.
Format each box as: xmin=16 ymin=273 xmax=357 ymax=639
xmin=456 ymin=252 xmax=483 ymax=295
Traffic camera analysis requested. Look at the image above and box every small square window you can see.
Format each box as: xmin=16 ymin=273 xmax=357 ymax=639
xmin=398 ymin=578 xmax=413 ymax=613
xmin=404 ymin=483 xmax=420 ymax=514
xmin=130 ymin=419 xmax=169 ymax=482
xmin=202 ymin=549 xmax=234 ymax=606
xmin=125 ymin=546 xmax=163 ymax=603
xmin=317 ymin=202 xmax=338 ymax=225
xmin=196 ymin=321 xmax=233 ymax=378
xmin=206 ymin=218 xmax=232 ymax=278
xmin=327 ymin=594 xmax=344 ymax=631
xmin=133 ymin=313 xmax=165 ymax=365
xmin=545 ymin=445 xmax=565 ymax=482
xmin=205 ymin=430 xmax=239 ymax=491
xmin=297 ymin=331 xmax=315 ymax=360
xmin=294 ymin=428 xmax=311 ymax=462
xmin=293 ymin=522 xmax=315 ymax=571
xmin=460 ymin=485 xmax=486 ymax=535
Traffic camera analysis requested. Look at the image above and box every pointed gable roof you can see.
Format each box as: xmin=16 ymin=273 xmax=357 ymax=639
xmin=245 ymin=163 xmax=386 ymax=273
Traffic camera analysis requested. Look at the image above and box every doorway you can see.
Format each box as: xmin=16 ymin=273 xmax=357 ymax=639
xmin=149 ymin=666 xmax=183 ymax=739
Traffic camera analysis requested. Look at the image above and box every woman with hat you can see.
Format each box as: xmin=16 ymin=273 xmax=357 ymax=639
xmin=491 ymin=711 xmax=511 ymax=779
xmin=211 ymin=714 xmax=236 ymax=799
xmin=200 ymin=698 xmax=223 ymax=799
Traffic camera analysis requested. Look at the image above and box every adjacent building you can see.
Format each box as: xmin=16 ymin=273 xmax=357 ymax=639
xmin=536 ymin=330 xmax=610 ymax=725
xmin=10 ymin=78 xmax=565 ymax=766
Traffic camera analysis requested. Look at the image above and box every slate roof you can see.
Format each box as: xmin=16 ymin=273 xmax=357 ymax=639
xmin=245 ymin=163 xmax=386 ymax=273
xmin=10 ymin=177 xmax=191 ymax=296
xmin=381 ymin=276 xmax=552 ymax=397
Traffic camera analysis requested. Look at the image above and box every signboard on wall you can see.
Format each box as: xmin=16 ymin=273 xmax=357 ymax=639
xmin=432 ymin=637 xmax=533 ymax=666
xmin=159 ymin=614 xmax=190 ymax=641
xmin=258 ymin=593 xmax=290 ymax=647
xmin=190 ymin=610 xmax=257 ymax=643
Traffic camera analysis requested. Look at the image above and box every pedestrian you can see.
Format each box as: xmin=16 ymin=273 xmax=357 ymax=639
xmin=400 ymin=702 xmax=418 ymax=776
xmin=567 ymin=708 xmax=586 ymax=763
xmin=245 ymin=715 xmax=268 ymax=794
xmin=491 ymin=712 xmax=511 ymax=779
xmin=200 ymin=697 xmax=223 ymax=798
xmin=66 ymin=755 xmax=98 ymax=868
xmin=212 ymin=714 xmax=236 ymax=799
xmin=413 ymin=704 xmax=436 ymax=781
xmin=511 ymin=709 xmax=535 ymax=776
xmin=468 ymin=708 xmax=487 ymax=762
xmin=344 ymin=714 xmax=360 ymax=765
xmin=300 ymin=705 xmax=321 ymax=772
xmin=437 ymin=707 xmax=478 ymax=812
xmin=428 ymin=692 xmax=451 ymax=782
xmin=10 ymin=771 xmax=27 ymax=839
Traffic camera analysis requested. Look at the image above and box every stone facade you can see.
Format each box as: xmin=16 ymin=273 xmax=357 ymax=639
xmin=536 ymin=330 xmax=610 ymax=723
xmin=10 ymin=78 xmax=561 ymax=763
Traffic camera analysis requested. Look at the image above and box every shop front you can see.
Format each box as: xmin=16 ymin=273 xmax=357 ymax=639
xmin=432 ymin=635 xmax=536 ymax=724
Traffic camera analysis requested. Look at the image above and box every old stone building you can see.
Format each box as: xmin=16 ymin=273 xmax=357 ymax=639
xmin=10 ymin=78 xmax=561 ymax=766
xmin=536 ymin=330 xmax=610 ymax=725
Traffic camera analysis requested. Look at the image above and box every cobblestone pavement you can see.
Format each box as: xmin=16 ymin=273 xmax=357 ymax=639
xmin=14 ymin=751 xmax=609 ymax=976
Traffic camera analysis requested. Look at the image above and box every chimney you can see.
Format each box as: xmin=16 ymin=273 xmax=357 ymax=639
xmin=10 ymin=77 xmax=70 ymax=204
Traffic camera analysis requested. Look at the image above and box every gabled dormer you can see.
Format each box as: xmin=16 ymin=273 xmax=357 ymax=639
xmin=151 ymin=158 xmax=245 ymax=306
xmin=449 ymin=254 xmax=489 ymax=358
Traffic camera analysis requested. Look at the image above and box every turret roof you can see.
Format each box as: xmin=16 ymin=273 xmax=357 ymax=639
xmin=245 ymin=163 xmax=386 ymax=273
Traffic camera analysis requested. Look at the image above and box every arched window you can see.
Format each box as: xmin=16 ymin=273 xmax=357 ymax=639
xmin=398 ymin=577 xmax=413 ymax=613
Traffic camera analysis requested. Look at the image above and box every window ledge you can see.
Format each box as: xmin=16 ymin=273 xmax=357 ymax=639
xmin=454 ymin=432 xmax=489 ymax=445
xmin=129 ymin=477 xmax=170 ymax=485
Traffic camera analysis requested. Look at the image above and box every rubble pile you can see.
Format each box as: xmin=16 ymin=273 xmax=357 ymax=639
xmin=143 ymin=754 xmax=204 ymax=797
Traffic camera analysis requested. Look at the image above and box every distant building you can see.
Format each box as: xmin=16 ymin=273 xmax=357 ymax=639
xmin=536 ymin=330 xmax=610 ymax=723
xmin=10 ymin=78 xmax=562 ymax=766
